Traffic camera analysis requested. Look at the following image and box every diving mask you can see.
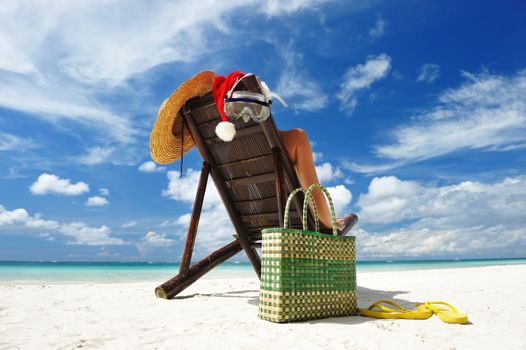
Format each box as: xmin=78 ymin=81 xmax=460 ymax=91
xmin=224 ymin=91 xmax=270 ymax=123
xmin=224 ymin=73 xmax=287 ymax=124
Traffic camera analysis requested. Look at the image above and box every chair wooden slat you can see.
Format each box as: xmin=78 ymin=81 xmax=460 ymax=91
xmin=225 ymin=173 xmax=274 ymax=188
xmin=216 ymin=154 xmax=273 ymax=169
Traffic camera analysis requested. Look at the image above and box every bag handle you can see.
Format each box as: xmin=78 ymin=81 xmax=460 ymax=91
xmin=303 ymin=183 xmax=338 ymax=236
xmin=283 ymin=187 xmax=319 ymax=232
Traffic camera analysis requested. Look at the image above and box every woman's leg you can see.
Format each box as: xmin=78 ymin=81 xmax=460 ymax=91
xmin=279 ymin=128 xmax=333 ymax=229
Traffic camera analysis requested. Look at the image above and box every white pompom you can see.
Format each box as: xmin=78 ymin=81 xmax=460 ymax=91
xmin=215 ymin=121 xmax=236 ymax=142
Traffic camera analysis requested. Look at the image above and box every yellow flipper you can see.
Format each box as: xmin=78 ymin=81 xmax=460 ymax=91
xmin=416 ymin=301 xmax=469 ymax=324
xmin=358 ymin=300 xmax=433 ymax=320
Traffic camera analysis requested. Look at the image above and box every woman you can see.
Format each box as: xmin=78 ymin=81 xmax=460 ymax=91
xmin=212 ymin=71 xmax=358 ymax=235
xmin=279 ymin=128 xmax=358 ymax=236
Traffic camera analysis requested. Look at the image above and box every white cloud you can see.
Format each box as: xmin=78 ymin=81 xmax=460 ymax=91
xmin=0 ymin=74 xmax=137 ymax=144
xmin=0 ymin=131 xmax=37 ymax=151
xmin=376 ymin=70 xmax=526 ymax=160
xmin=355 ymin=175 xmax=526 ymax=258
xmin=0 ymin=1 xmax=333 ymax=148
xmin=96 ymin=246 xmax=118 ymax=257
xmin=78 ymin=147 xmax=115 ymax=165
xmin=357 ymin=176 xmax=423 ymax=224
xmin=349 ymin=69 xmax=526 ymax=173
xmin=29 ymin=173 xmax=89 ymax=196
xmin=358 ymin=175 xmax=526 ymax=225
xmin=312 ymin=151 xmax=324 ymax=162
xmin=159 ymin=220 xmax=179 ymax=227
xmin=357 ymin=225 xmax=526 ymax=259
xmin=99 ymin=188 xmax=110 ymax=196
xmin=276 ymin=43 xmax=328 ymax=112
xmin=59 ymin=222 xmax=124 ymax=246
xmin=38 ymin=233 xmax=55 ymax=241
xmin=315 ymin=162 xmax=343 ymax=183
xmin=0 ymin=27 xmax=37 ymax=75
xmin=136 ymin=231 xmax=175 ymax=257
xmin=261 ymin=0 xmax=333 ymax=16
xmin=138 ymin=161 xmax=166 ymax=173
xmin=417 ymin=63 xmax=440 ymax=83
xmin=163 ymin=169 xmax=222 ymax=207
xmin=0 ymin=204 xmax=124 ymax=245
xmin=327 ymin=185 xmax=353 ymax=217
xmin=341 ymin=160 xmax=404 ymax=174
xmin=0 ymin=2 xmax=229 ymax=87
xmin=121 ymin=220 xmax=137 ymax=228
xmin=175 ymin=204 xmax=235 ymax=255
xmin=369 ymin=16 xmax=386 ymax=38
xmin=86 ymin=196 xmax=109 ymax=207
xmin=26 ymin=214 xmax=60 ymax=230
xmin=0 ymin=205 xmax=29 ymax=225
xmin=163 ymin=168 xmax=236 ymax=257
xmin=337 ymin=54 xmax=391 ymax=114
xmin=77 ymin=145 xmax=144 ymax=167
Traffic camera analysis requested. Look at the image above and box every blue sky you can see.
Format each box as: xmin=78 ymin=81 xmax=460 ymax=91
xmin=1 ymin=0 xmax=525 ymax=261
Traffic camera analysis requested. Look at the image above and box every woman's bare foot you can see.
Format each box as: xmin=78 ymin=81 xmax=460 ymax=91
xmin=319 ymin=213 xmax=358 ymax=235
xmin=335 ymin=218 xmax=346 ymax=231
xmin=335 ymin=213 xmax=358 ymax=236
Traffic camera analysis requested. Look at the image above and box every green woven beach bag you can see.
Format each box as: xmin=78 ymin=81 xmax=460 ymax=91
xmin=258 ymin=183 xmax=357 ymax=323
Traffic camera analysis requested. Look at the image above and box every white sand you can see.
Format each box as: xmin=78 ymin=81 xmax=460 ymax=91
xmin=1 ymin=265 xmax=526 ymax=350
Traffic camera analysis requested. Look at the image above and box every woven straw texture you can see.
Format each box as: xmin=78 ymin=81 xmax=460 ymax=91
xmin=258 ymin=184 xmax=357 ymax=323
xmin=150 ymin=71 xmax=216 ymax=164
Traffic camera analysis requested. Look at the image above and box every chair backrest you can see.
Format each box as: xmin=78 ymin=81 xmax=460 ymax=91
xmin=181 ymin=76 xmax=315 ymax=242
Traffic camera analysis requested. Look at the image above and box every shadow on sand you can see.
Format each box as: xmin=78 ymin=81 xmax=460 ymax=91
xmin=173 ymin=289 xmax=260 ymax=300
xmin=174 ymin=285 xmax=427 ymax=325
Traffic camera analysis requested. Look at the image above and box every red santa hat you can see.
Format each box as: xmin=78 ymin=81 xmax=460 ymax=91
xmin=212 ymin=71 xmax=246 ymax=142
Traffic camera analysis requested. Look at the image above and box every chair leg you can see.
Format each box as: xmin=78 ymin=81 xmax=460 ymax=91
xmin=179 ymin=161 xmax=210 ymax=277
xmin=272 ymin=147 xmax=285 ymax=228
xmin=155 ymin=240 xmax=243 ymax=299
xmin=182 ymin=111 xmax=261 ymax=279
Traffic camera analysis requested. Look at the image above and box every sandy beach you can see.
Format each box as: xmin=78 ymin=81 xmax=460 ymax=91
xmin=1 ymin=264 xmax=525 ymax=350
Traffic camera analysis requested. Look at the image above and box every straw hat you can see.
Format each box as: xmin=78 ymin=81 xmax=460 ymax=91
xmin=150 ymin=71 xmax=217 ymax=164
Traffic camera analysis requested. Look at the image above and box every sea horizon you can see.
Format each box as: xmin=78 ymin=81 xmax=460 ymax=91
xmin=2 ymin=257 xmax=525 ymax=283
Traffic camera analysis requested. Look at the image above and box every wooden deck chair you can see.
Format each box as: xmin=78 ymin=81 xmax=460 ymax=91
xmin=155 ymin=76 xmax=316 ymax=299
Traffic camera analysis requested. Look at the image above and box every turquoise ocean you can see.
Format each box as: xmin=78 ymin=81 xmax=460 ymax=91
xmin=1 ymin=258 xmax=525 ymax=283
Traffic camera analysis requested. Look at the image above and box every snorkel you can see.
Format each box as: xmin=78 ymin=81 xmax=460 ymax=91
xmin=212 ymin=71 xmax=287 ymax=141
